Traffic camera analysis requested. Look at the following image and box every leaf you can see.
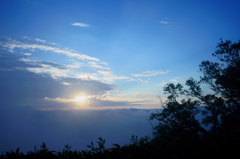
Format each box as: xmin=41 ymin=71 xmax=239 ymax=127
xmin=98 ymin=137 xmax=103 ymax=141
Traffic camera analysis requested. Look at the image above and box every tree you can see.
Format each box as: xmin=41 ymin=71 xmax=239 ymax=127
xmin=200 ymin=39 xmax=240 ymax=132
xmin=150 ymin=79 xmax=209 ymax=140
xmin=151 ymin=39 xmax=240 ymax=139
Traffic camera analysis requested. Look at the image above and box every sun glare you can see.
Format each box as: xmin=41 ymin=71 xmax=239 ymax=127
xmin=74 ymin=95 xmax=88 ymax=104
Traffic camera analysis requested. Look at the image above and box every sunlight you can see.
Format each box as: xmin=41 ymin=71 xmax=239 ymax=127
xmin=74 ymin=95 xmax=88 ymax=104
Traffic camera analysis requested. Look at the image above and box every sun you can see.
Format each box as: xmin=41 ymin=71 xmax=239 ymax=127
xmin=73 ymin=95 xmax=88 ymax=104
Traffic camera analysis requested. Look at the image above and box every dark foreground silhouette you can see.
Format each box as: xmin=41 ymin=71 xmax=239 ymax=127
xmin=2 ymin=39 xmax=240 ymax=159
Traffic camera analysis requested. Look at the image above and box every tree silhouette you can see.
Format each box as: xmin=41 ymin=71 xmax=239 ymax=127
xmin=150 ymin=39 xmax=240 ymax=150
xmin=151 ymin=39 xmax=240 ymax=136
xmin=149 ymin=39 xmax=240 ymax=158
xmin=200 ymin=39 xmax=240 ymax=132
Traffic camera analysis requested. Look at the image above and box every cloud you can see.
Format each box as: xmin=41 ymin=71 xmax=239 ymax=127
xmin=0 ymin=52 xmax=42 ymax=70
xmin=88 ymin=61 xmax=110 ymax=70
xmin=0 ymin=37 xmax=150 ymax=87
xmin=0 ymin=37 xmax=109 ymax=80
xmin=19 ymin=57 xmax=68 ymax=70
xmin=44 ymin=96 xmax=91 ymax=106
xmin=170 ymin=79 xmax=179 ymax=83
xmin=131 ymin=70 xmax=169 ymax=77
xmin=0 ymin=37 xmax=100 ymax=61
xmin=16 ymin=57 xmax=71 ymax=78
xmin=71 ymin=22 xmax=90 ymax=27
xmin=67 ymin=62 xmax=82 ymax=69
xmin=99 ymin=61 xmax=108 ymax=66
xmin=87 ymin=61 xmax=138 ymax=83
xmin=103 ymin=93 xmax=158 ymax=104
xmin=0 ymin=51 xmax=162 ymax=153
xmin=0 ymin=108 xmax=156 ymax=153
xmin=127 ymin=78 xmax=149 ymax=83
xmin=159 ymin=21 xmax=170 ymax=24
xmin=50 ymin=42 xmax=60 ymax=46
xmin=62 ymin=77 xmax=116 ymax=96
xmin=22 ymin=53 xmax=31 ymax=56
xmin=158 ymin=81 xmax=167 ymax=86
xmin=85 ymin=98 xmax=140 ymax=107
xmin=22 ymin=36 xmax=30 ymax=39
xmin=73 ymin=72 xmax=98 ymax=80
xmin=0 ymin=52 xmax=117 ymax=109
xmin=0 ymin=37 xmax=163 ymax=154
xmin=39 ymin=88 xmax=153 ymax=109
xmin=35 ymin=38 xmax=46 ymax=43
xmin=100 ymin=72 xmax=133 ymax=82
xmin=170 ymin=77 xmax=181 ymax=83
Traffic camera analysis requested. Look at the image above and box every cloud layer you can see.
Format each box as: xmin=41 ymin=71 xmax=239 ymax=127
xmin=0 ymin=106 xmax=157 ymax=153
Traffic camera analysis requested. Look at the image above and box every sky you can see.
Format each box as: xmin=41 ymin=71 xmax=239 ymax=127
xmin=0 ymin=0 xmax=240 ymax=153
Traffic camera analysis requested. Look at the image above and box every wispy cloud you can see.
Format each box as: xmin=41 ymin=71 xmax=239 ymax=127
xmin=50 ymin=42 xmax=60 ymax=46
xmin=158 ymin=81 xmax=167 ymax=86
xmin=0 ymin=37 xmax=150 ymax=83
xmin=44 ymin=96 xmax=92 ymax=105
xmin=93 ymin=69 xmax=132 ymax=83
xmin=170 ymin=79 xmax=178 ymax=83
xmin=102 ymin=74 xmax=133 ymax=83
xmin=71 ymin=22 xmax=90 ymax=27
xmin=104 ymin=93 xmax=157 ymax=103
xmin=131 ymin=70 xmax=169 ymax=77
xmin=170 ymin=77 xmax=181 ymax=83
xmin=88 ymin=61 xmax=110 ymax=70
xmin=95 ymin=70 xmax=149 ymax=83
xmin=87 ymin=61 xmax=138 ymax=83
xmin=67 ymin=62 xmax=82 ymax=69
xmin=74 ymin=72 xmax=98 ymax=80
xmin=158 ymin=77 xmax=181 ymax=86
xmin=19 ymin=57 xmax=68 ymax=70
xmin=35 ymin=38 xmax=46 ymax=43
xmin=22 ymin=36 xmax=30 ymax=39
xmin=18 ymin=57 xmax=71 ymax=78
xmin=0 ymin=37 xmax=100 ymax=61
xmin=127 ymin=78 xmax=149 ymax=83
xmin=159 ymin=21 xmax=170 ymax=24
xmin=22 ymin=53 xmax=32 ymax=56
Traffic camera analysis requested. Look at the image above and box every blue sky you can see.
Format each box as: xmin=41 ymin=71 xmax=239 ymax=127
xmin=0 ymin=0 xmax=240 ymax=152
